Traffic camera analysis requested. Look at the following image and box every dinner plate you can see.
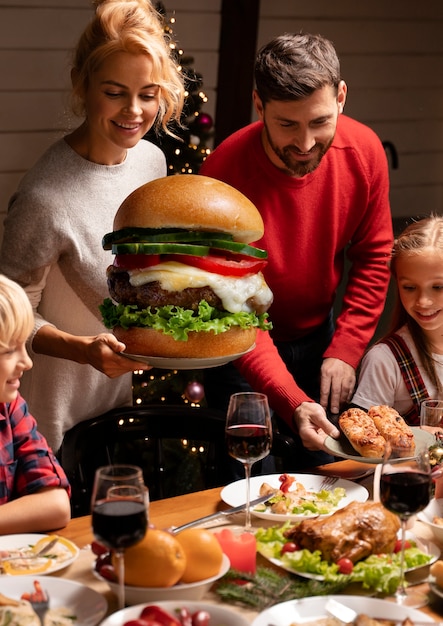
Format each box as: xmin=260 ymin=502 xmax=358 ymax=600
xmin=99 ymin=601 xmax=249 ymax=626
xmin=250 ymin=595 xmax=434 ymax=626
xmin=0 ymin=576 xmax=107 ymax=626
xmin=259 ymin=530 xmax=439 ymax=581
xmin=0 ymin=533 xmax=79 ymax=576
xmin=220 ymin=473 xmax=369 ymax=522
xmin=324 ymin=426 xmax=435 ymax=464
xmin=123 ymin=345 xmax=255 ymax=370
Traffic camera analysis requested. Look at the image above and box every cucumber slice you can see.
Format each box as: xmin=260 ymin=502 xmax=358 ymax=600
xmin=102 ymin=227 xmax=233 ymax=250
xmin=112 ymin=240 xmax=267 ymax=259
xmin=112 ymin=242 xmax=210 ymax=256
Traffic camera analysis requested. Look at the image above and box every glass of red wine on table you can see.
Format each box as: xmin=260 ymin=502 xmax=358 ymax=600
xmin=379 ymin=441 xmax=432 ymax=608
xmin=225 ymin=392 xmax=272 ymax=531
xmin=91 ymin=464 xmax=148 ymax=610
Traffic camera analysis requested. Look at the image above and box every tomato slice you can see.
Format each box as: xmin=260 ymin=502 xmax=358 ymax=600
xmin=165 ymin=254 xmax=267 ymax=277
xmin=113 ymin=253 xmax=267 ymax=276
xmin=114 ymin=254 xmax=161 ymax=271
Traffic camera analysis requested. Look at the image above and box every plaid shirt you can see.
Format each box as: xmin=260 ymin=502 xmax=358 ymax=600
xmin=0 ymin=393 xmax=70 ymax=503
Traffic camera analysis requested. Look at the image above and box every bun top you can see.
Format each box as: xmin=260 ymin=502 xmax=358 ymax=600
xmin=113 ymin=175 xmax=264 ymax=243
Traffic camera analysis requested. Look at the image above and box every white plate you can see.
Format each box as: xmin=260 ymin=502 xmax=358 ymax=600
xmin=123 ymin=345 xmax=254 ymax=370
xmin=220 ymin=473 xmax=369 ymax=522
xmin=251 ymin=595 xmax=434 ymax=626
xmin=324 ymin=426 xmax=435 ymax=463
xmin=99 ymin=600 xmax=249 ymax=626
xmin=0 ymin=576 xmax=107 ymax=626
xmin=0 ymin=533 xmax=79 ymax=576
xmin=261 ymin=529 xmax=439 ymax=581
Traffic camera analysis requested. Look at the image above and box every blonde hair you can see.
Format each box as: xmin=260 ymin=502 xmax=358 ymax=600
xmin=0 ymin=275 xmax=33 ymax=351
xmin=388 ymin=215 xmax=443 ymax=393
xmin=71 ymin=0 xmax=184 ymax=135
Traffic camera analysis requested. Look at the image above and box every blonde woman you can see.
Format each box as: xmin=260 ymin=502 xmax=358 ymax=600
xmin=0 ymin=0 xmax=184 ymax=452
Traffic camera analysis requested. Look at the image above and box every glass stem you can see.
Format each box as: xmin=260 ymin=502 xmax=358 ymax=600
xmin=115 ymin=549 xmax=125 ymax=610
xmin=244 ymin=462 xmax=253 ymax=531
xmin=397 ymin=519 xmax=408 ymax=599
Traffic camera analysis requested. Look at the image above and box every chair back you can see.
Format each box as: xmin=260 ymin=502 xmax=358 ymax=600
xmin=58 ymin=404 xmax=296 ymax=517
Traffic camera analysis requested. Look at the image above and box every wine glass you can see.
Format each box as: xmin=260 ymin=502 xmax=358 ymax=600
xmin=420 ymin=399 xmax=443 ymax=441
xmin=91 ymin=464 xmax=148 ymax=609
xmin=225 ymin=392 xmax=272 ymax=531
xmin=379 ymin=441 xmax=432 ymax=608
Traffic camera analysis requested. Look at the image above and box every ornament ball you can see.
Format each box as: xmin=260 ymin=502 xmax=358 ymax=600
xmin=197 ymin=113 xmax=213 ymax=131
xmin=185 ymin=381 xmax=205 ymax=402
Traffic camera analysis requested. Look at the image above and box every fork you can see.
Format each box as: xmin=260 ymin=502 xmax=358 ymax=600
xmin=318 ymin=475 xmax=339 ymax=490
xmin=21 ymin=581 xmax=49 ymax=626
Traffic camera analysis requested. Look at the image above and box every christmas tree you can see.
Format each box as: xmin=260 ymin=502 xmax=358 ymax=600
xmin=134 ymin=3 xmax=213 ymax=408
xmin=144 ymin=3 xmax=214 ymax=175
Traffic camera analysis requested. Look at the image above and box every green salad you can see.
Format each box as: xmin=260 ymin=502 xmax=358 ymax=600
xmin=256 ymin=522 xmax=433 ymax=594
xmin=254 ymin=487 xmax=346 ymax=516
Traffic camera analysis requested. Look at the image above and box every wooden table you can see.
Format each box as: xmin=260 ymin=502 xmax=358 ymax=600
xmin=55 ymin=460 xmax=443 ymax=621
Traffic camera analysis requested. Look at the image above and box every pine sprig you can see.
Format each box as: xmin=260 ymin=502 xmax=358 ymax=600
xmin=215 ymin=567 xmax=349 ymax=610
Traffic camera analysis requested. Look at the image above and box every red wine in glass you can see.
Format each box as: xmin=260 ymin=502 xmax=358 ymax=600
xmin=91 ymin=465 xmax=148 ymax=610
xmin=92 ymin=499 xmax=147 ymax=550
xmin=380 ymin=471 xmax=432 ymax=518
xmin=379 ymin=443 xmax=431 ymax=608
xmin=226 ymin=424 xmax=272 ymax=463
xmin=225 ymin=392 xmax=272 ymax=531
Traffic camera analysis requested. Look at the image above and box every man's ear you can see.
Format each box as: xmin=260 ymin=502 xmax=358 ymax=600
xmin=253 ymin=90 xmax=265 ymax=121
xmin=337 ymin=80 xmax=347 ymax=113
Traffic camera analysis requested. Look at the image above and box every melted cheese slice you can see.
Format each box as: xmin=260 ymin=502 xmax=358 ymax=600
xmin=129 ymin=261 xmax=273 ymax=314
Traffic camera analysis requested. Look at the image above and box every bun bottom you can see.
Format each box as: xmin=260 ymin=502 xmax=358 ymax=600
xmin=114 ymin=326 xmax=257 ymax=359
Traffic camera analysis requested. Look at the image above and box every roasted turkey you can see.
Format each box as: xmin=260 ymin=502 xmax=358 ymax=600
xmin=284 ymin=500 xmax=400 ymax=563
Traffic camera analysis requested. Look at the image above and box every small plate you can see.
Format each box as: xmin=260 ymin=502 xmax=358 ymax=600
xmin=251 ymin=595 xmax=434 ymax=626
xmin=220 ymin=473 xmax=369 ymax=522
xmin=0 ymin=533 xmax=79 ymax=576
xmin=324 ymin=427 xmax=435 ymax=463
xmin=259 ymin=530 xmax=439 ymax=581
xmin=99 ymin=601 xmax=249 ymax=626
xmin=123 ymin=345 xmax=255 ymax=370
xmin=0 ymin=576 xmax=106 ymax=626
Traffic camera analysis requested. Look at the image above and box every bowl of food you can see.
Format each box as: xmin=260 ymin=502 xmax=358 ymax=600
xmin=99 ymin=600 xmax=249 ymax=626
xmin=418 ymin=498 xmax=443 ymax=544
xmin=93 ymin=528 xmax=230 ymax=605
xmin=97 ymin=554 xmax=230 ymax=605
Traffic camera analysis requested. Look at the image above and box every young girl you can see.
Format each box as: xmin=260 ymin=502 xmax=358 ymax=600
xmin=352 ymin=215 xmax=443 ymax=424
xmin=0 ymin=0 xmax=184 ymax=453
xmin=0 ymin=275 xmax=70 ymax=533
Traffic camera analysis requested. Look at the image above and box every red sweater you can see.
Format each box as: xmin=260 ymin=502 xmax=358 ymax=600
xmin=200 ymin=116 xmax=393 ymax=427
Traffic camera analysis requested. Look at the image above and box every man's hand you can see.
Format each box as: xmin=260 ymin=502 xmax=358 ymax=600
xmin=320 ymin=357 xmax=356 ymax=414
xmin=293 ymin=402 xmax=340 ymax=451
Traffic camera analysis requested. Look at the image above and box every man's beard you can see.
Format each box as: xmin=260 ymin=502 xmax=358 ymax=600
xmin=265 ymin=129 xmax=334 ymax=177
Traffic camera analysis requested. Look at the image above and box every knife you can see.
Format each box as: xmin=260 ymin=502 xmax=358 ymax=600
xmin=170 ymin=492 xmax=275 ymax=534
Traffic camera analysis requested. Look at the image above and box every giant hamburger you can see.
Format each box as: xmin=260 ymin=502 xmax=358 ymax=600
xmin=100 ymin=175 xmax=273 ymax=359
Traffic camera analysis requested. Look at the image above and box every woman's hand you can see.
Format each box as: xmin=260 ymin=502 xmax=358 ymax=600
xmin=33 ymin=326 xmax=152 ymax=376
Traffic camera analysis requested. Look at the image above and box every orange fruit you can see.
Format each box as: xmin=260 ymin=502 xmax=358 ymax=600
xmin=116 ymin=528 xmax=186 ymax=587
xmin=175 ymin=528 xmax=224 ymax=583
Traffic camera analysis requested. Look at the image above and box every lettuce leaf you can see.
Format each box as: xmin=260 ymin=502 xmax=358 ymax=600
xmin=99 ymin=298 xmax=272 ymax=341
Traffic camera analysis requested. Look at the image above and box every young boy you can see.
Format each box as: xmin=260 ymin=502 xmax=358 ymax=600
xmin=0 ymin=275 xmax=70 ymax=533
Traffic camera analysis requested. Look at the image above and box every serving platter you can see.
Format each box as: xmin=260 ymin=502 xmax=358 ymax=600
xmin=250 ymin=595 xmax=434 ymax=626
xmin=0 ymin=533 xmax=79 ymax=576
xmin=123 ymin=345 xmax=254 ymax=369
xmin=0 ymin=576 xmax=106 ymax=626
xmin=324 ymin=427 xmax=434 ymax=464
xmin=220 ymin=473 xmax=369 ymax=522
xmin=257 ymin=529 xmax=439 ymax=581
